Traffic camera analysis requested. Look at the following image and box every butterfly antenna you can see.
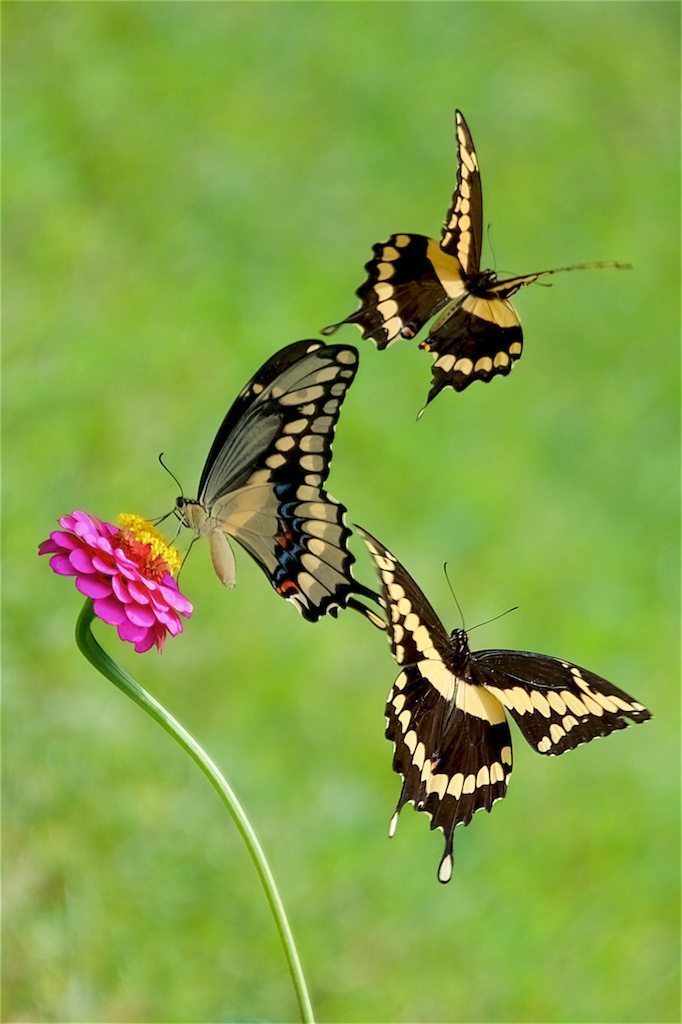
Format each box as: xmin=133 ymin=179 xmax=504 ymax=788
xmin=468 ymin=606 xmax=519 ymax=633
xmin=150 ymin=510 xmax=176 ymax=529
xmin=485 ymin=222 xmax=498 ymax=272
xmin=168 ymin=518 xmax=184 ymax=547
xmin=158 ymin=452 xmax=185 ymax=497
xmin=443 ymin=562 xmax=466 ymax=630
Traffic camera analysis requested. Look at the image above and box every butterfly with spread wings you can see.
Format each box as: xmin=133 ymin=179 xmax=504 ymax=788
xmin=323 ymin=110 xmax=629 ymax=412
xmin=175 ymin=340 xmax=382 ymax=624
xmin=359 ymin=528 xmax=650 ymax=882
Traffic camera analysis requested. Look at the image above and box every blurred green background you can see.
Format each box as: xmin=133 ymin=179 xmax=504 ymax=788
xmin=3 ymin=3 xmax=679 ymax=1022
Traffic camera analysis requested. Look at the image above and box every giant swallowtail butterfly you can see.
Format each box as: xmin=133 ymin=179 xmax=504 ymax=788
xmin=175 ymin=340 xmax=381 ymax=624
xmin=323 ymin=111 xmax=629 ymax=412
xmin=360 ymin=528 xmax=651 ymax=882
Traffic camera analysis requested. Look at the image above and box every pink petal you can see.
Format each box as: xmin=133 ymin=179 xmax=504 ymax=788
xmin=73 ymin=510 xmax=98 ymax=530
xmin=72 ymin=517 xmax=97 ymax=540
xmin=127 ymin=580 xmax=150 ymax=604
xmin=58 ymin=515 xmax=78 ymax=531
xmin=158 ymin=583 xmax=193 ymax=614
xmin=154 ymin=606 xmax=175 ymax=627
xmin=76 ymin=575 xmax=112 ymax=599
xmin=51 ymin=531 xmax=80 ymax=551
xmin=115 ymin=554 xmax=138 ymax=581
xmin=93 ymin=536 xmax=114 ymax=556
xmin=136 ymin=575 xmax=157 ymax=591
xmin=134 ymin=631 xmax=157 ymax=654
xmin=49 ymin=553 xmax=78 ymax=576
xmin=92 ymin=554 xmax=117 ymax=574
xmin=118 ymin=620 xmax=147 ymax=643
xmin=38 ymin=538 xmax=59 ymax=556
xmin=125 ymin=603 xmax=156 ymax=628
xmin=93 ymin=595 xmax=127 ymax=626
xmin=165 ymin=615 xmax=182 ymax=636
xmin=111 ymin=575 xmax=132 ymax=603
xmin=69 ymin=548 xmax=95 ymax=573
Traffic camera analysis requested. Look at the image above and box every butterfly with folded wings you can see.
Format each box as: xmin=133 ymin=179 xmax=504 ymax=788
xmin=359 ymin=528 xmax=651 ymax=882
xmin=175 ymin=340 xmax=382 ymax=624
xmin=323 ymin=110 xmax=629 ymax=412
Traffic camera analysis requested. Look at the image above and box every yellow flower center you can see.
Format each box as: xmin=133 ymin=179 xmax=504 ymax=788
xmin=117 ymin=514 xmax=182 ymax=576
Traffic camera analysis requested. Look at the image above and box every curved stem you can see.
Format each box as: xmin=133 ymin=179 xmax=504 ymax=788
xmin=75 ymin=600 xmax=314 ymax=1023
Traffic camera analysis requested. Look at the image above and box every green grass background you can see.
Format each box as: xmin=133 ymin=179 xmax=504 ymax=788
xmin=3 ymin=3 xmax=680 ymax=1022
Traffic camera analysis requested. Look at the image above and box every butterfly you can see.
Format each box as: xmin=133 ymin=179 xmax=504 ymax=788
xmin=359 ymin=528 xmax=651 ymax=883
xmin=175 ymin=340 xmax=382 ymax=624
xmin=323 ymin=110 xmax=629 ymax=412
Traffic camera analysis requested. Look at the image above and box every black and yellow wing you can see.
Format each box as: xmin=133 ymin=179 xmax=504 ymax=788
xmin=440 ymin=110 xmax=483 ymax=275
xmin=419 ymin=295 xmax=523 ymax=408
xmin=472 ymin=650 xmax=651 ymax=755
xmin=322 ymin=234 xmax=463 ymax=350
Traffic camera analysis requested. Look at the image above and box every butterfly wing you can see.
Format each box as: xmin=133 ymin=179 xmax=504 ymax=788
xmin=360 ymin=529 xmax=512 ymax=882
xmin=440 ymin=110 xmax=483 ymax=276
xmin=418 ymin=295 xmax=523 ymax=409
xmin=417 ymin=259 xmax=632 ymax=407
xmin=199 ymin=340 xmax=380 ymax=623
xmin=197 ymin=340 xmax=318 ymax=497
xmin=471 ymin=650 xmax=651 ymax=755
xmin=321 ymin=234 xmax=465 ymax=349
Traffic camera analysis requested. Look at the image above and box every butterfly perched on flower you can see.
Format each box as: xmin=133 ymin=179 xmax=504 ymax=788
xmin=175 ymin=340 xmax=381 ymax=624
xmin=359 ymin=528 xmax=650 ymax=883
xmin=323 ymin=110 xmax=629 ymax=412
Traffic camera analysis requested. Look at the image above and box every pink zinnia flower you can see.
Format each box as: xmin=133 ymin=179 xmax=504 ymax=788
xmin=39 ymin=510 xmax=193 ymax=652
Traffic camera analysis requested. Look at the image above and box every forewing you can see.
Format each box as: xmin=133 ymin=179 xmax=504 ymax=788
xmin=359 ymin=528 xmax=451 ymax=664
xmin=361 ymin=529 xmax=512 ymax=882
xmin=198 ymin=340 xmax=320 ymax=497
xmin=200 ymin=341 xmax=357 ymax=504
xmin=419 ymin=295 xmax=523 ymax=408
xmin=472 ymin=650 xmax=651 ymax=755
xmin=200 ymin=341 xmax=379 ymax=622
xmin=321 ymin=234 xmax=463 ymax=349
xmin=440 ymin=110 xmax=483 ymax=275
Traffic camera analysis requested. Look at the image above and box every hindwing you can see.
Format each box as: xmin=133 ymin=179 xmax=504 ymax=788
xmin=419 ymin=296 xmax=523 ymax=409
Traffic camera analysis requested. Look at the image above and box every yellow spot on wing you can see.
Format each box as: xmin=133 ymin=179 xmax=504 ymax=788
xmin=463 ymin=773 xmax=476 ymax=794
xmin=447 ymin=773 xmax=464 ymax=798
xmin=426 ymin=238 xmax=466 ymax=299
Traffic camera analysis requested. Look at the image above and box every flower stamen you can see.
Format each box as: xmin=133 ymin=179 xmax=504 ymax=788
xmin=117 ymin=513 xmax=182 ymax=576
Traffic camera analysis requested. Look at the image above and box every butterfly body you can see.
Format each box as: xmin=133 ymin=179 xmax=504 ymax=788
xmin=176 ymin=498 xmax=237 ymax=587
xmin=323 ymin=111 xmax=628 ymax=410
xmin=177 ymin=340 xmax=381 ymax=623
xmin=359 ymin=528 xmax=650 ymax=882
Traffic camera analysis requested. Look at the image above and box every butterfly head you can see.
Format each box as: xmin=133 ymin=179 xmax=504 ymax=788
xmin=468 ymin=269 xmax=497 ymax=295
xmin=175 ymin=497 xmax=206 ymax=533
xmin=449 ymin=626 xmax=471 ymax=668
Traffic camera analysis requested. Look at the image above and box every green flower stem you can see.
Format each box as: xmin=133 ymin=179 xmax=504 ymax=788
xmin=75 ymin=599 xmax=314 ymax=1024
